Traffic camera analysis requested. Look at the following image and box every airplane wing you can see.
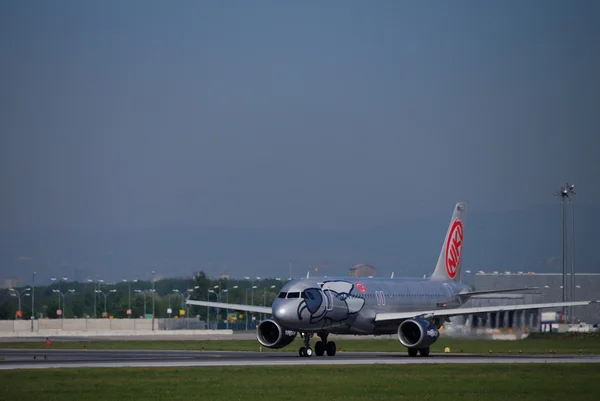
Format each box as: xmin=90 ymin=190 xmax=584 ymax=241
xmin=374 ymin=300 xmax=599 ymax=323
xmin=186 ymin=299 xmax=272 ymax=315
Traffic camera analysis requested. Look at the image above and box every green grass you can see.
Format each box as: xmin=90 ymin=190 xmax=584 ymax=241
xmin=1 ymin=364 xmax=600 ymax=401
xmin=1 ymin=333 xmax=599 ymax=354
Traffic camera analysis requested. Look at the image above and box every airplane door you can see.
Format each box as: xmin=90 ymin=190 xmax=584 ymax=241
xmin=375 ymin=291 xmax=386 ymax=306
xmin=442 ymin=283 xmax=454 ymax=302
xmin=323 ymin=288 xmax=333 ymax=311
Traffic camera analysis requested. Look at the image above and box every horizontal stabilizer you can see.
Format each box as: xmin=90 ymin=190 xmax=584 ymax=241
xmin=467 ymin=293 xmax=531 ymax=300
xmin=374 ymin=299 xmax=600 ymax=323
xmin=185 ymin=299 xmax=272 ymax=315
xmin=459 ymin=287 xmax=538 ymax=298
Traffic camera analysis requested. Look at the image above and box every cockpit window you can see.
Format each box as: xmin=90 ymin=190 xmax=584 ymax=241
xmin=278 ymin=292 xmax=287 ymax=299
xmin=301 ymin=291 xmax=315 ymax=300
xmin=287 ymin=292 xmax=300 ymax=299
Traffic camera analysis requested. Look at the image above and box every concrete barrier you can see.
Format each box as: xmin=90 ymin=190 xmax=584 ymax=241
xmin=0 ymin=329 xmax=234 ymax=338
xmin=0 ymin=318 xmax=234 ymax=338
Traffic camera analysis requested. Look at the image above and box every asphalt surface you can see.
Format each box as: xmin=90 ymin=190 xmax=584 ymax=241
xmin=0 ymin=333 xmax=396 ymax=342
xmin=1 ymin=348 xmax=599 ymax=370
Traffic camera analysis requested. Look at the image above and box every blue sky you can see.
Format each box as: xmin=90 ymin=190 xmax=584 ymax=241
xmin=1 ymin=0 xmax=599 ymax=232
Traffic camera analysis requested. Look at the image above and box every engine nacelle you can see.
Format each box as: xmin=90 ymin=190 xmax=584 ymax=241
xmin=397 ymin=318 xmax=440 ymax=348
xmin=256 ymin=319 xmax=298 ymax=349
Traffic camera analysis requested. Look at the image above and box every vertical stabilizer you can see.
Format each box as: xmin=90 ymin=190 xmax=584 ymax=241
xmin=431 ymin=203 xmax=466 ymax=282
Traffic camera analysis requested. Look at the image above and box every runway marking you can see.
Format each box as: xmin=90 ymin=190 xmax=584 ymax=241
xmin=2 ymin=349 xmax=599 ymax=370
xmin=1 ymin=356 xmax=599 ymax=370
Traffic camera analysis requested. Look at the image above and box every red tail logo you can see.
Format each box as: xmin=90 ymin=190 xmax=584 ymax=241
xmin=445 ymin=219 xmax=463 ymax=279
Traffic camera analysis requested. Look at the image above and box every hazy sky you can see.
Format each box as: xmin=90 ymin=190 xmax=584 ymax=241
xmin=2 ymin=1 xmax=599 ymax=232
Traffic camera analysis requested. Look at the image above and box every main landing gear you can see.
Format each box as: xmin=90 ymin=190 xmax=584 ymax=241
xmin=298 ymin=332 xmax=337 ymax=357
xmin=407 ymin=347 xmax=430 ymax=357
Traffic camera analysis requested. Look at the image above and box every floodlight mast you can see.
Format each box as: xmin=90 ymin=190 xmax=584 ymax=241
xmin=554 ymin=183 xmax=575 ymax=322
xmin=568 ymin=184 xmax=576 ymax=324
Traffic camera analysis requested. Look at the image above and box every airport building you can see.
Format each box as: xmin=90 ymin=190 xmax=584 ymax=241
xmin=1 ymin=277 xmax=18 ymax=290
xmin=470 ymin=272 xmax=600 ymax=324
xmin=348 ymin=264 xmax=376 ymax=278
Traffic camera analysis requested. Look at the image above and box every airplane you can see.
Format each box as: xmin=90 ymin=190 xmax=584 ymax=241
xmin=186 ymin=202 xmax=599 ymax=357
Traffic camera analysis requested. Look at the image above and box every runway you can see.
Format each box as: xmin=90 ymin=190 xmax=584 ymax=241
xmin=1 ymin=348 xmax=599 ymax=370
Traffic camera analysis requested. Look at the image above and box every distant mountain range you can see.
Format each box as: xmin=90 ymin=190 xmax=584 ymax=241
xmin=1 ymin=203 xmax=599 ymax=286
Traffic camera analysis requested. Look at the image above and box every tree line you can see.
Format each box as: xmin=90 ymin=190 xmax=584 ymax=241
xmin=0 ymin=272 xmax=286 ymax=321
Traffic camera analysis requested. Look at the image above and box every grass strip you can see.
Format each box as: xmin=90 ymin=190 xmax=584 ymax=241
xmin=1 ymin=364 xmax=599 ymax=401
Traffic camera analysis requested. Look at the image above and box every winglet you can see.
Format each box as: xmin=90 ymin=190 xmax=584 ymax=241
xmin=391 ymin=272 xmax=394 ymax=278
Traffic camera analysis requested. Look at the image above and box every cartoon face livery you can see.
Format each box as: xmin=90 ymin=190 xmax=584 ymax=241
xmin=271 ymin=280 xmax=366 ymax=330
xmin=297 ymin=280 xmax=366 ymax=325
xmin=297 ymin=288 xmax=326 ymax=322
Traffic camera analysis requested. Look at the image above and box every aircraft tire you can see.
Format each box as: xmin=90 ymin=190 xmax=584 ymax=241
xmin=326 ymin=341 xmax=336 ymax=356
xmin=305 ymin=347 xmax=313 ymax=357
xmin=408 ymin=348 xmax=418 ymax=357
xmin=299 ymin=347 xmax=306 ymax=357
xmin=315 ymin=341 xmax=325 ymax=356
xmin=419 ymin=347 xmax=430 ymax=357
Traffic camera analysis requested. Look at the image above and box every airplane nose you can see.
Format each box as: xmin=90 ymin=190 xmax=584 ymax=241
xmin=272 ymin=299 xmax=293 ymax=325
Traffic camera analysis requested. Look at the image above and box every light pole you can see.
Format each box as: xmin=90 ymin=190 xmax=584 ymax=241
xmin=245 ymin=287 xmax=250 ymax=330
xmin=262 ymin=285 xmax=276 ymax=321
xmin=245 ymin=276 xmax=260 ymax=326
xmin=31 ymin=272 xmax=36 ymax=321
xmin=167 ymin=291 xmax=172 ymax=319
xmin=224 ymin=285 xmax=238 ymax=330
xmin=247 ymin=285 xmax=257 ymax=328
xmin=151 ymin=271 xmax=156 ymax=331
xmin=568 ymin=185 xmax=576 ymax=323
xmin=172 ymin=289 xmax=185 ymax=312
xmin=222 ymin=289 xmax=228 ymax=329
xmin=95 ymin=289 xmax=116 ymax=317
xmin=51 ymin=277 xmax=58 ymax=311
xmin=554 ymin=183 xmax=575 ymax=321
xmin=9 ymin=288 xmax=31 ymax=319
xmin=52 ymin=289 xmax=75 ymax=319
xmin=96 ymin=279 xmax=105 ymax=318
xmin=207 ymin=289 xmax=215 ymax=329
xmin=122 ymin=279 xmax=132 ymax=318
xmin=87 ymin=279 xmax=94 ymax=317
xmin=253 ymin=277 xmax=260 ymax=307
xmin=50 ymin=277 xmax=68 ymax=317
xmin=135 ymin=289 xmax=148 ymax=317
xmin=183 ymin=286 xmax=198 ymax=329
xmin=213 ymin=284 xmax=221 ymax=328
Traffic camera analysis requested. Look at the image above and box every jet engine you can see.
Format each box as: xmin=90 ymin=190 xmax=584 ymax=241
xmin=256 ymin=319 xmax=298 ymax=349
xmin=397 ymin=318 xmax=440 ymax=348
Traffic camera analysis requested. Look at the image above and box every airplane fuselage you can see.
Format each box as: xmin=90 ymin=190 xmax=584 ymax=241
xmin=271 ymin=276 xmax=470 ymax=335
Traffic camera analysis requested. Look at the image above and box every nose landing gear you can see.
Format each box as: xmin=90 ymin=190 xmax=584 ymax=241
xmin=298 ymin=332 xmax=337 ymax=357
xmin=298 ymin=332 xmax=313 ymax=357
